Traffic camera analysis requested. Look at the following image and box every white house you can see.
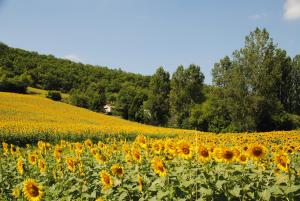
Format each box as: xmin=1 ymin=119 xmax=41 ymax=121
xmin=104 ymin=104 xmax=113 ymax=114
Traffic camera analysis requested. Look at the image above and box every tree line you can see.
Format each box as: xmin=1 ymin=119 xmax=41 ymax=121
xmin=0 ymin=28 xmax=299 ymax=132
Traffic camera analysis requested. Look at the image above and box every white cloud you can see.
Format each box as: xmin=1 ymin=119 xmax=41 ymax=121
xmin=63 ymin=54 xmax=82 ymax=63
xmin=248 ymin=13 xmax=267 ymax=20
xmin=284 ymin=0 xmax=300 ymax=20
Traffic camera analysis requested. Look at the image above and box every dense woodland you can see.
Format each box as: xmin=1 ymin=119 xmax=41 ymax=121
xmin=0 ymin=28 xmax=299 ymax=132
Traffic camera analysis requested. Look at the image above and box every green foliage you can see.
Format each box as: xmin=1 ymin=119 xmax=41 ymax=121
xmin=0 ymin=68 xmax=32 ymax=94
xmin=209 ymin=28 xmax=300 ymax=132
xmin=146 ymin=67 xmax=170 ymax=126
xmin=46 ymin=90 xmax=62 ymax=101
xmin=169 ymin=64 xmax=205 ymax=128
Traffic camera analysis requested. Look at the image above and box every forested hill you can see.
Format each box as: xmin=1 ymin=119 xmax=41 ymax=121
xmin=0 ymin=42 xmax=150 ymax=93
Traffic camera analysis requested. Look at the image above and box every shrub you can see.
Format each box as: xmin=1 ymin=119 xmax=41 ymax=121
xmin=0 ymin=73 xmax=32 ymax=94
xmin=46 ymin=90 xmax=62 ymax=101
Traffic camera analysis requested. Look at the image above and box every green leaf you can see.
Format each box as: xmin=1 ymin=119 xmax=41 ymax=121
xmin=216 ymin=180 xmax=226 ymax=191
xmin=229 ymin=185 xmax=241 ymax=197
xmin=259 ymin=189 xmax=271 ymax=201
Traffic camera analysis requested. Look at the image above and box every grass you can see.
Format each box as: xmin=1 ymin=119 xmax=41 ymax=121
xmin=27 ymin=87 xmax=69 ymax=102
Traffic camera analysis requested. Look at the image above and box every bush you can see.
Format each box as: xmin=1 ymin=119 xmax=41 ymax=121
xmin=46 ymin=90 xmax=62 ymax=101
xmin=0 ymin=73 xmax=32 ymax=94
xmin=274 ymin=112 xmax=300 ymax=130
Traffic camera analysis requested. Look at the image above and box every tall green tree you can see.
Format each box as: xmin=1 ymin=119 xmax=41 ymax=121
xmin=170 ymin=64 xmax=204 ymax=128
xmin=211 ymin=28 xmax=297 ymax=132
xmin=291 ymin=55 xmax=300 ymax=114
xmin=146 ymin=67 xmax=170 ymax=126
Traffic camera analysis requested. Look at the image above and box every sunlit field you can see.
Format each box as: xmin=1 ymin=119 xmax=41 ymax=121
xmin=1 ymin=132 xmax=300 ymax=200
xmin=0 ymin=92 xmax=200 ymax=144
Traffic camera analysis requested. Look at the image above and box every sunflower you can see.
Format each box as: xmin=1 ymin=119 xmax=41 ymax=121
xmin=75 ymin=142 xmax=83 ymax=151
xmin=28 ymin=153 xmax=38 ymax=165
xmin=135 ymin=135 xmax=147 ymax=149
xmin=238 ymin=154 xmax=248 ymax=165
xmin=95 ymin=153 xmax=107 ymax=164
xmin=95 ymin=198 xmax=105 ymax=201
xmin=10 ymin=144 xmax=16 ymax=155
xmin=111 ymin=164 xmax=124 ymax=177
xmin=132 ymin=148 xmax=142 ymax=163
xmin=66 ymin=157 xmax=76 ymax=172
xmin=212 ymin=148 xmax=223 ymax=163
xmin=165 ymin=141 xmax=177 ymax=156
xmin=152 ymin=142 xmax=161 ymax=154
xmin=54 ymin=146 xmax=62 ymax=162
xmin=11 ymin=187 xmax=20 ymax=198
xmin=99 ymin=170 xmax=113 ymax=190
xmin=84 ymin=139 xmax=93 ymax=148
xmin=38 ymin=159 xmax=46 ymax=173
xmin=37 ymin=141 xmax=46 ymax=152
xmin=177 ymin=141 xmax=193 ymax=159
xmin=197 ymin=145 xmax=211 ymax=162
xmin=151 ymin=157 xmax=167 ymax=177
xmin=248 ymin=144 xmax=267 ymax=161
xmin=17 ymin=157 xmax=24 ymax=175
xmin=220 ymin=148 xmax=236 ymax=163
xmin=2 ymin=142 xmax=8 ymax=154
xmin=23 ymin=179 xmax=43 ymax=201
xmin=275 ymin=152 xmax=290 ymax=173
xmin=138 ymin=175 xmax=143 ymax=192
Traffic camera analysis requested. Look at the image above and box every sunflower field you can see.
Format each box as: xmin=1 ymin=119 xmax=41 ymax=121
xmin=1 ymin=131 xmax=300 ymax=201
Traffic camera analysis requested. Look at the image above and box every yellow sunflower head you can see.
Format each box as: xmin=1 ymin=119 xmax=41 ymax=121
xmin=2 ymin=142 xmax=8 ymax=153
xmin=28 ymin=153 xmax=38 ymax=166
xmin=38 ymin=159 xmax=46 ymax=173
xmin=95 ymin=153 xmax=107 ymax=164
xmin=66 ymin=157 xmax=76 ymax=172
xmin=111 ymin=164 xmax=124 ymax=177
xmin=177 ymin=141 xmax=193 ymax=159
xmin=11 ymin=187 xmax=20 ymax=198
xmin=23 ymin=179 xmax=43 ymax=201
xmin=17 ymin=157 xmax=24 ymax=175
xmin=275 ymin=152 xmax=290 ymax=173
xmin=238 ymin=154 xmax=248 ymax=165
xmin=151 ymin=157 xmax=167 ymax=177
xmin=221 ymin=148 xmax=236 ymax=163
xmin=197 ymin=145 xmax=211 ymax=162
xmin=248 ymin=144 xmax=267 ymax=161
xmin=99 ymin=170 xmax=113 ymax=190
xmin=132 ymin=148 xmax=142 ymax=163
xmin=84 ymin=139 xmax=93 ymax=148
xmin=135 ymin=135 xmax=147 ymax=149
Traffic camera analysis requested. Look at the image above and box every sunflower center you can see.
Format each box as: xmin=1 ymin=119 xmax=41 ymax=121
xmin=182 ymin=147 xmax=190 ymax=154
xmin=28 ymin=184 xmax=39 ymax=197
xmin=252 ymin=148 xmax=263 ymax=157
xmin=240 ymin=155 xmax=246 ymax=161
xmin=224 ymin=151 xmax=234 ymax=159
xmin=103 ymin=175 xmax=110 ymax=184
xmin=200 ymin=150 xmax=209 ymax=157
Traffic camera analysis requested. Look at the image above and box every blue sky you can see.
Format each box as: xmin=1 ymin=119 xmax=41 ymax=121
xmin=0 ymin=0 xmax=300 ymax=83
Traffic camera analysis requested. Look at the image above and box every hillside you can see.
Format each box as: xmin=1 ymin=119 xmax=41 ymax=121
xmin=0 ymin=92 xmax=201 ymax=143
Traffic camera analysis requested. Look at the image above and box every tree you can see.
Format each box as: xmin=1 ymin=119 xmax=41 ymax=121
xmin=115 ymin=83 xmax=137 ymax=119
xmin=291 ymin=55 xmax=300 ymax=114
xmin=170 ymin=64 xmax=204 ymax=128
xmin=128 ymin=90 xmax=148 ymax=123
xmin=146 ymin=67 xmax=170 ymax=126
xmin=211 ymin=28 xmax=296 ymax=132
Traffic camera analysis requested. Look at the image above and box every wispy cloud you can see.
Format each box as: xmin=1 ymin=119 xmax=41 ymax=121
xmin=63 ymin=54 xmax=82 ymax=63
xmin=284 ymin=0 xmax=300 ymax=20
xmin=248 ymin=13 xmax=267 ymax=20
